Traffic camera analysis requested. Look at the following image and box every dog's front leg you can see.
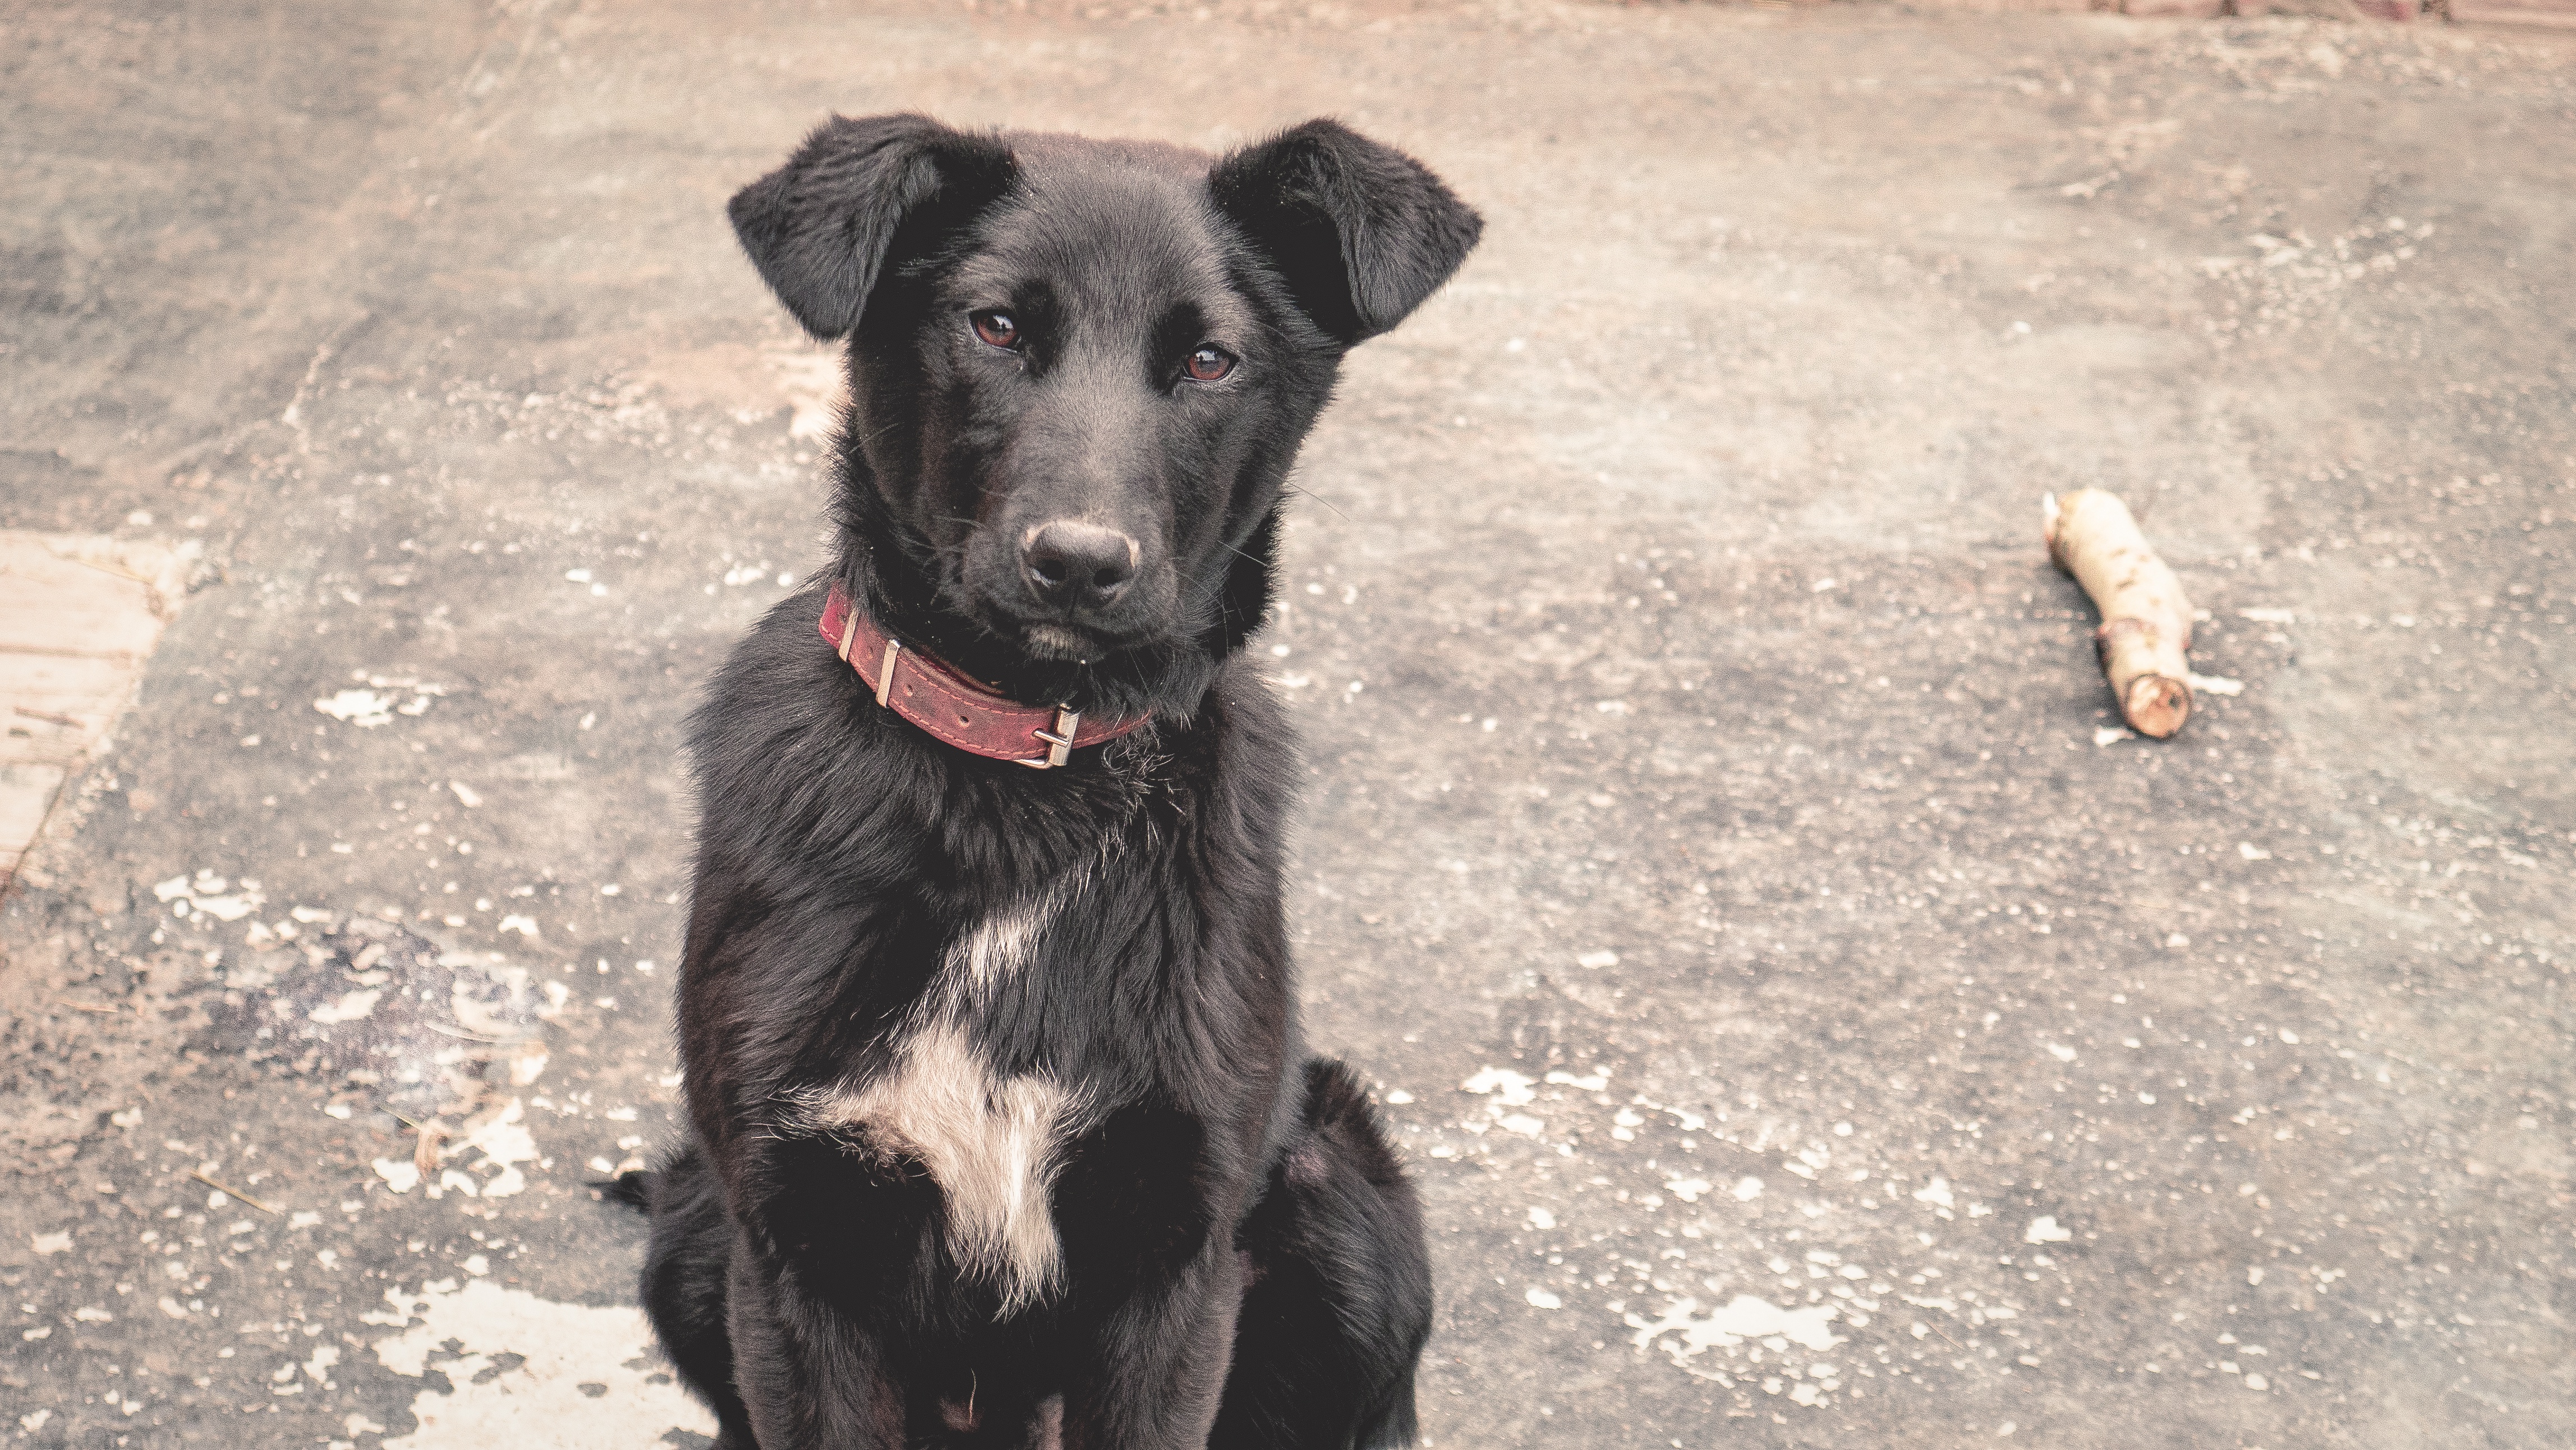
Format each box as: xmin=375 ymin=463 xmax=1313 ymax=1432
xmin=726 ymin=1243 xmax=906 ymax=1450
xmin=1061 ymin=1241 xmax=1246 ymax=1450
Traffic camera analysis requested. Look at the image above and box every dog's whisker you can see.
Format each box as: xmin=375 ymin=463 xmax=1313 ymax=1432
xmin=1281 ymin=482 xmax=1351 ymax=523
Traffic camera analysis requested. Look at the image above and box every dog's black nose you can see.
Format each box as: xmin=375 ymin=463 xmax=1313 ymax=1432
xmin=1022 ymin=522 xmax=1138 ymax=612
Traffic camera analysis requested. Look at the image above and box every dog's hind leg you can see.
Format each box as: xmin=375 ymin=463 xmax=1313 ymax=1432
xmin=638 ymin=1141 xmax=761 ymax=1447
xmin=1211 ymin=1059 xmax=1432 ymax=1450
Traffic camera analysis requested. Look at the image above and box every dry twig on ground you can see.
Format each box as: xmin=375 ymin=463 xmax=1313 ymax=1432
xmin=2045 ymin=489 xmax=2196 ymax=738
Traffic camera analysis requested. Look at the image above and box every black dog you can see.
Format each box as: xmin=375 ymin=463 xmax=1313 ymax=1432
xmin=622 ymin=114 xmax=1479 ymax=1449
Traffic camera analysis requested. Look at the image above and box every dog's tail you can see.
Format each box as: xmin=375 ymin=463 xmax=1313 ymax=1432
xmin=594 ymin=1168 xmax=656 ymax=1213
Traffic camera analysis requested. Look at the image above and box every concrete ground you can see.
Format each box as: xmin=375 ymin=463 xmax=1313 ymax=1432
xmin=4 ymin=2 xmax=2572 ymax=1446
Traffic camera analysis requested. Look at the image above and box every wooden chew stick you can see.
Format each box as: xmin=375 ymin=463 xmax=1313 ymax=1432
xmin=2044 ymin=488 xmax=2195 ymax=738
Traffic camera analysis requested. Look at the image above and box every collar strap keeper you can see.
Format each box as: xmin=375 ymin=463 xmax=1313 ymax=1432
xmin=820 ymin=582 xmax=1147 ymax=769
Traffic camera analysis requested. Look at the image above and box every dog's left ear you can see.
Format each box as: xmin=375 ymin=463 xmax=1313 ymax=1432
xmin=1208 ymin=120 xmax=1482 ymax=346
xmin=728 ymin=113 xmax=1016 ymax=341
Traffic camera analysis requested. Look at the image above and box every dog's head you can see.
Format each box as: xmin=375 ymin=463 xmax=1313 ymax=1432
xmin=728 ymin=114 xmax=1480 ymax=715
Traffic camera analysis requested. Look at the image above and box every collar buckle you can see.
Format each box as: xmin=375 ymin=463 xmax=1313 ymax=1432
xmin=1018 ymin=706 xmax=1081 ymax=769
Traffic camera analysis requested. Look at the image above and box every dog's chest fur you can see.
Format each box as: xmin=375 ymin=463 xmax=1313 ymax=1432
xmin=789 ymin=887 xmax=1091 ymax=1314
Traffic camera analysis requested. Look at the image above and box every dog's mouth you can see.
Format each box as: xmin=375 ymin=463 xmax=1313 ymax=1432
xmin=950 ymin=566 xmax=1171 ymax=664
xmin=1019 ymin=621 xmax=1116 ymax=662
xmin=956 ymin=591 xmax=1160 ymax=666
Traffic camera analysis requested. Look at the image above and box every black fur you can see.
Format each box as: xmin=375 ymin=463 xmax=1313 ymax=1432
xmin=638 ymin=114 xmax=1478 ymax=1449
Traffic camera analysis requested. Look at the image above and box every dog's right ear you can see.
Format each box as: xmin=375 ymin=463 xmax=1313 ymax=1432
xmin=728 ymin=114 xmax=1016 ymax=341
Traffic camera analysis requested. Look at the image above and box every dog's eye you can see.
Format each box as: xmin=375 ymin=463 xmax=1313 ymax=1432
xmin=971 ymin=310 xmax=1020 ymax=348
xmin=1184 ymin=346 xmax=1234 ymax=383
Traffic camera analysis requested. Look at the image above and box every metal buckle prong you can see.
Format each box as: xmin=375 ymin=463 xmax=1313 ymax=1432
xmin=1018 ymin=706 xmax=1080 ymax=769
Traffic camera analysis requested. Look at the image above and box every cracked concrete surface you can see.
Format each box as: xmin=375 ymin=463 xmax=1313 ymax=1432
xmin=3 ymin=2 xmax=2572 ymax=1446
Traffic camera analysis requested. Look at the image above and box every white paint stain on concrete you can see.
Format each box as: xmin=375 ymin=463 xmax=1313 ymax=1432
xmin=374 ymin=1099 xmax=542 ymax=1201
xmin=1458 ymin=1066 xmax=1550 ymax=1138
xmin=2026 ymin=1215 xmax=2074 ymax=1245
xmin=309 ymin=988 xmax=383 ymax=1024
xmin=1459 ymin=1067 xmax=1536 ymax=1104
xmin=314 ymin=677 xmax=442 ymax=728
xmin=452 ymin=1098 xmax=539 ymax=1199
xmin=371 ymin=1279 xmax=714 ymax=1447
xmin=316 ymin=689 xmax=399 ymax=727
xmin=1628 ymin=1293 xmax=1844 ymax=1380
xmin=154 ymin=870 xmax=264 ymax=924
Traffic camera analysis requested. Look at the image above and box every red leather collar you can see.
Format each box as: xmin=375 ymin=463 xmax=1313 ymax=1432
xmin=819 ymin=583 xmax=1149 ymax=768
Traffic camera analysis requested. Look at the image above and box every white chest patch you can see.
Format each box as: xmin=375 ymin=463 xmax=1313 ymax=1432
xmin=791 ymin=896 xmax=1087 ymax=1316
xmin=828 ymin=1022 xmax=1084 ymax=1313
xmin=947 ymin=889 xmax=1054 ymax=1004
